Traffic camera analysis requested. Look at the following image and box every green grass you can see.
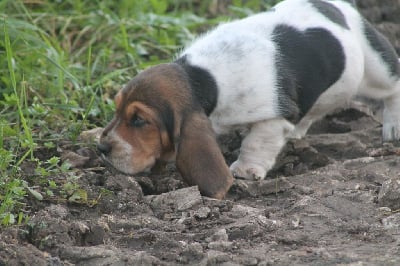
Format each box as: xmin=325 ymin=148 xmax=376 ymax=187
xmin=0 ymin=0 xmax=278 ymax=226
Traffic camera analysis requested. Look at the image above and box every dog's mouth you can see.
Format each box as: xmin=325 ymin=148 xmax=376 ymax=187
xmin=99 ymin=154 xmax=151 ymax=176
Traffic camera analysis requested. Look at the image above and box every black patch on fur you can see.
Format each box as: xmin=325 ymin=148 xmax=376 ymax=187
xmin=158 ymin=100 xmax=175 ymax=144
xmin=363 ymin=19 xmax=400 ymax=77
xmin=309 ymin=0 xmax=349 ymax=29
xmin=272 ymin=25 xmax=346 ymax=122
xmin=175 ymin=56 xmax=218 ymax=116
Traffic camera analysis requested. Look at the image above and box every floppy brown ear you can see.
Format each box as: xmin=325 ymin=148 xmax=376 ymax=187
xmin=175 ymin=112 xmax=234 ymax=199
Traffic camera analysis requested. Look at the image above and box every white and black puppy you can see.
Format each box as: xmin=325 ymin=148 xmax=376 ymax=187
xmin=98 ymin=0 xmax=400 ymax=199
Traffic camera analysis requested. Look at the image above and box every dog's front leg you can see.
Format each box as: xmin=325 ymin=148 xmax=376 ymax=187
xmin=383 ymin=88 xmax=400 ymax=142
xmin=230 ymin=118 xmax=294 ymax=180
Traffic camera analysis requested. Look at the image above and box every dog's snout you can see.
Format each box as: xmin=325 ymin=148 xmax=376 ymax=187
xmin=97 ymin=142 xmax=112 ymax=155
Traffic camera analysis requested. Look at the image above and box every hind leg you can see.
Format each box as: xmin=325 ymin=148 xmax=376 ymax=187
xmin=289 ymin=84 xmax=357 ymax=140
xmin=289 ymin=107 xmax=326 ymax=139
xmin=382 ymin=88 xmax=400 ymax=141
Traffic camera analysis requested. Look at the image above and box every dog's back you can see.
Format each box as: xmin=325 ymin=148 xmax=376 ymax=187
xmin=180 ymin=0 xmax=400 ymax=138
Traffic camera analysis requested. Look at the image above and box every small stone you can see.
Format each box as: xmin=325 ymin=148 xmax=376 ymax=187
xmin=46 ymin=204 xmax=69 ymax=219
xmin=246 ymin=178 xmax=294 ymax=197
xmin=291 ymin=216 xmax=301 ymax=228
xmin=105 ymin=175 xmax=143 ymax=192
xmin=378 ymin=178 xmax=400 ymax=210
xmin=211 ymin=228 xmax=229 ymax=242
xmin=292 ymin=139 xmax=310 ymax=150
xmin=229 ymin=204 xmax=260 ymax=219
xmin=70 ymin=221 xmax=89 ymax=235
xmin=194 ymin=207 xmax=211 ymax=219
xmin=227 ymin=223 xmax=261 ymax=241
xmin=377 ymin=207 xmax=392 ymax=213
xmin=237 ymin=256 xmax=258 ymax=266
xmin=131 ymin=251 xmax=163 ymax=265
xmin=177 ymin=212 xmax=192 ymax=225
xmin=208 ymin=241 xmax=233 ymax=251
xmin=135 ymin=176 xmax=155 ymax=195
xmin=181 ymin=242 xmax=204 ymax=261
xmin=205 ymin=250 xmax=230 ymax=265
xmin=145 ymin=186 xmax=202 ymax=211
xmin=80 ymin=127 xmax=104 ymax=143
xmin=85 ymin=225 xmax=106 ymax=245
xmin=382 ymin=213 xmax=400 ymax=230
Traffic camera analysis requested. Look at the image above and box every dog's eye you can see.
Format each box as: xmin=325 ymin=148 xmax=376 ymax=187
xmin=130 ymin=114 xmax=147 ymax=128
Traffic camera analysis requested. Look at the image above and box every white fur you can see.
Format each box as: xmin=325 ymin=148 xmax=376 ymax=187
xmin=230 ymin=118 xmax=294 ymax=179
xmin=180 ymin=0 xmax=400 ymax=180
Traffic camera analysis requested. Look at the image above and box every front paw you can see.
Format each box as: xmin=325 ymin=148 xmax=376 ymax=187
xmin=229 ymin=160 xmax=271 ymax=180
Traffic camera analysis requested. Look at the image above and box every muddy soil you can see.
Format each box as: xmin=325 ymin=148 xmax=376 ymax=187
xmin=1 ymin=1 xmax=400 ymax=265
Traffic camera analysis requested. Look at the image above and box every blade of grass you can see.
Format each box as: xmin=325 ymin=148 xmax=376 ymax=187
xmin=4 ymin=19 xmax=34 ymax=161
xmin=86 ymin=44 xmax=92 ymax=86
xmin=71 ymin=67 xmax=132 ymax=140
xmin=44 ymin=52 xmax=81 ymax=91
xmin=91 ymin=67 xmax=132 ymax=88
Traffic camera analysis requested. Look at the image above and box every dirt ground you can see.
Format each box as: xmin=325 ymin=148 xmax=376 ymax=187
xmin=1 ymin=1 xmax=400 ymax=265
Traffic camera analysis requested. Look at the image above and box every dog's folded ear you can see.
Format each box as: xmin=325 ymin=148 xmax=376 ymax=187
xmin=175 ymin=111 xmax=233 ymax=199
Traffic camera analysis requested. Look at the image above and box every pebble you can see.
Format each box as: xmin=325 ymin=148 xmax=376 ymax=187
xmin=378 ymin=178 xmax=400 ymax=210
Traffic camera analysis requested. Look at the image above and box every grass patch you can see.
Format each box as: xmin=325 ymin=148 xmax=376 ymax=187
xmin=0 ymin=0 xmax=278 ymax=226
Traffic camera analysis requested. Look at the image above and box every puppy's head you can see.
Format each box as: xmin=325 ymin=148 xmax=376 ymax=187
xmin=98 ymin=63 xmax=233 ymax=199
xmin=98 ymin=64 xmax=181 ymax=175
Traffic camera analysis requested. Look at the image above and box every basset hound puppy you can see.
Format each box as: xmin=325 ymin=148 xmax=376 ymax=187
xmin=98 ymin=0 xmax=400 ymax=199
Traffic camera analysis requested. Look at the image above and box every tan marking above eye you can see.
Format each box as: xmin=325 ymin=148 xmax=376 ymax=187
xmin=124 ymin=101 xmax=159 ymax=126
xmin=126 ymin=102 xmax=138 ymax=119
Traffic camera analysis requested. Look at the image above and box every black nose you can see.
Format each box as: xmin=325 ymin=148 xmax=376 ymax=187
xmin=97 ymin=142 xmax=112 ymax=155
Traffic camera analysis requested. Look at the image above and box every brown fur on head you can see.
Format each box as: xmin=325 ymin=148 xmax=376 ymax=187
xmin=98 ymin=63 xmax=233 ymax=199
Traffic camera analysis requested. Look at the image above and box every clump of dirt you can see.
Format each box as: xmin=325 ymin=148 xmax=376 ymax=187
xmin=2 ymin=1 xmax=400 ymax=265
